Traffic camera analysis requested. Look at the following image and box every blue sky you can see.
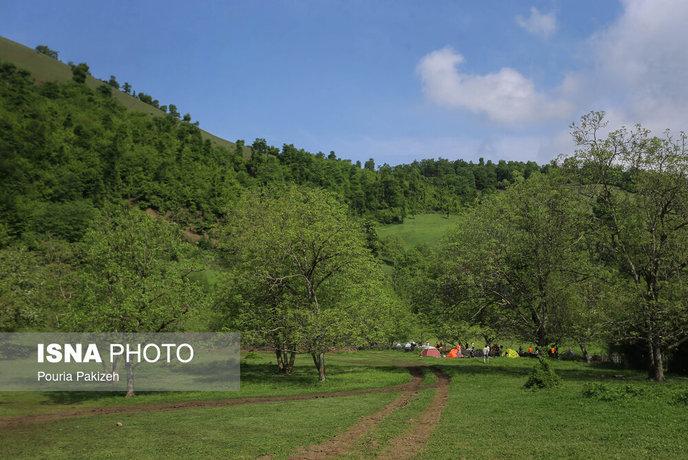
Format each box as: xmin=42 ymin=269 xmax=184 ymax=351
xmin=3 ymin=1 xmax=686 ymax=165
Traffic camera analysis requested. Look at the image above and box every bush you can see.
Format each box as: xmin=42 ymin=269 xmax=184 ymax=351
xmin=524 ymin=356 xmax=561 ymax=389
xmin=375 ymin=208 xmax=404 ymax=224
xmin=582 ymin=382 xmax=646 ymax=401
xmin=70 ymin=62 xmax=89 ymax=84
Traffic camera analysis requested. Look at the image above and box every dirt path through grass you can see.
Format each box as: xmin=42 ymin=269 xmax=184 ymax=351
xmin=289 ymin=367 xmax=424 ymax=460
xmin=0 ymin=369 xmax=422 ymax=429
xmin=376 ymin=367 xmax=450 ymax=460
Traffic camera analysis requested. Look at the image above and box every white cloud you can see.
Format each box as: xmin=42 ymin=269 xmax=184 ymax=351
xmin=409 ymin=0 xmax=688 ymax=164
xmin=416 ymin=47 xmax=574 ymax=124
xmin=587 ymin=0 xmax=688 ymax=133
xmin=516 ymin=7 xmax=557 ymax=39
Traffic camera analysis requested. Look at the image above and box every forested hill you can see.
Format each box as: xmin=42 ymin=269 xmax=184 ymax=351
xmin=0 ymin=40 xmax=543 ymax=244
xmin=0 ymin=36 xmax=235 ymax=150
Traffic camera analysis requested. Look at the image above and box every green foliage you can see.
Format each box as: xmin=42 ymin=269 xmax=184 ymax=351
xmin=524 ymin=357 xmax=561 ymax=390
xmin=582 ymin=382 xmax=646 ymax=401
xmin=20 ymin=200 xmax=99 ymax=242
xmin=0 ymin=57 xmax=542 ymax=253
xmin=434 ymin=172 xmax=601 ymax=345
xmin=34 ymin=45 xmax=58 ymax=60
xmin=676 ymin=389 xmax=688 ymax=405
xmin=0 ymin=60 xmax=243 ymax=235
xmin=570 ymin=111 xmax=688 ymax=380
xmin=69 ymin=62 xmax=89 ymax=83
xmin=107 ymin=75 xmax=119 ymax=89
xmin=0 ymin=222 xmax=11 ymax=248
xmin=216 ymin=186 xmax=407 ymax=378
xmin=97 ymin=83 xmax=112 ymax=97
xmin=0 ymin=240 xmax=80 ymax=331
xmin=69 ymin=208 xmax=209 ymax=332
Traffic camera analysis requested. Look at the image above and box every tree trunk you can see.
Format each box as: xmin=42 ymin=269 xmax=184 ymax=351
xmin=652 ymin=343 xmax=665 ymax=382
xmin=579 ymin=342 xmax=591 ymax=363
xmin=125 ymin=361 xmax=135 ymax=397
xmin=288 ymin=351 xmax=296 ymax=372
xmin=647 ymin=339 xmax=656 ymax=379
xmin=276 ymin=348 xmax=297 ymax=374
xmin=312 ymin=352 xmax=326 ymax=381
xmin=111 ymin=355 xmax=120 ymax=374
xmin=533 ymin=321 xmax=548 ymax=347
xmin=276 ymin=349 xmax=285 ymax=373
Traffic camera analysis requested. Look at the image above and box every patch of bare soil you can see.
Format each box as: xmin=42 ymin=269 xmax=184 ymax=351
xmin=376 ymin=367 xmax=450 ymax=460
xmin=289 ymin=367 xmax=425 ymax=460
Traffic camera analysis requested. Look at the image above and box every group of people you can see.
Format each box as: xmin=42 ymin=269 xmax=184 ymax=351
xmin=436 ymin=341 xmax=504 ymax=359
xmin=397 ymin=340 xmax=565 ymax=362
xmin=518 ymin=344 xmax=559 ymax=358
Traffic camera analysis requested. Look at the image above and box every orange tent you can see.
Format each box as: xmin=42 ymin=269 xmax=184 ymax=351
xmin=447 ymin=345 xmax=462 ymax=359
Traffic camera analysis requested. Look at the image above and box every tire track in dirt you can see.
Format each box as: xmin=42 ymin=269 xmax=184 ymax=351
xmin=289 ymin=367 xmax=425 ymax=460
xmin=0 ymin=369 xmax=423 ymax=429
xmin=376 ymin=367 xmax=450 ymax=460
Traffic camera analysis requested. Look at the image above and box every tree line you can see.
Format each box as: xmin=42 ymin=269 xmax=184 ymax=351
xmin=389 ymin=113 xmax=688 ymax=381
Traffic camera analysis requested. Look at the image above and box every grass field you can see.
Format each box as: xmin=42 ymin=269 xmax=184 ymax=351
xmin=377 ymin=213 xmax=461 ymax=249
xmin=0 ymin=35 xmax=236 ymax=151
xmin=1 ymin=351 xmax=686 ymax=459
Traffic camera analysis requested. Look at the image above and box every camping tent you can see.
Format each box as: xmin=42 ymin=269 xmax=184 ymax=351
xmin=505 ymin=348 xmax=519 ymax=358
xmin=420 ymin=347 xmax=441 ymax=358
xmin=447 ymin=346 xmax=463 ymax=359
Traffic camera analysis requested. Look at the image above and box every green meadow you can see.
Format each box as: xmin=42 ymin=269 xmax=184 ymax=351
xmin=1 ymin=351 xmax=687 ymax=459
xmin=377 ymin=213 xmax=461 ymax=248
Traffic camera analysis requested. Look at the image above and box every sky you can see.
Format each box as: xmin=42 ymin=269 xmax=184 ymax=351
xmin=2 ymin=0 xmax=686 ymax=165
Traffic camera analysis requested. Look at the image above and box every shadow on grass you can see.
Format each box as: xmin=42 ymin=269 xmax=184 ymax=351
xmin=239 ymin=362 xmax=412 ymax=386
xmin=40 ymin=361 xmax=411 ymax=406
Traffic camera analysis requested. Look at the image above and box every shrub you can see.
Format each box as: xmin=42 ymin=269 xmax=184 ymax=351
xmin=524 ymin=356 xmax=561 ymax=389
xmin=70 ymin=62 xmax=90 ymax=84
xmin=582 ymin=382 xmax=646 ymax=401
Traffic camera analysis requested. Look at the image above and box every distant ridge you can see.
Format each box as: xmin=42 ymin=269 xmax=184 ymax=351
xmin=0 ymin=35 xmax=235 ymax=150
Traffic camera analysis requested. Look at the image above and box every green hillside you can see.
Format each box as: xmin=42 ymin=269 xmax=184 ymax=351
xmin=377 ymin=213 xmax=460 ymax=248
xmin=0 ymin=35 xmax=551 ymax=232
xmin=0 ymin=36 xmax=234 ymax=150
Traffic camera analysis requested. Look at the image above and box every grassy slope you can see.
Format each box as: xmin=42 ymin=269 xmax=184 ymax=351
xmin=377 ymin=213 xmax=461 ymax=248
xmin=0 ymin=36 xmax=235 ymax=151
xmin=2 ymin=352 xmax=687 ymax=458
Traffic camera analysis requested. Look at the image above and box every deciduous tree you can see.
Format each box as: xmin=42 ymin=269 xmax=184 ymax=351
xmin=217 ymin=186 xmax=400 ymax=380
xmin=570 ymin=112 xmax=688 ymax=381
